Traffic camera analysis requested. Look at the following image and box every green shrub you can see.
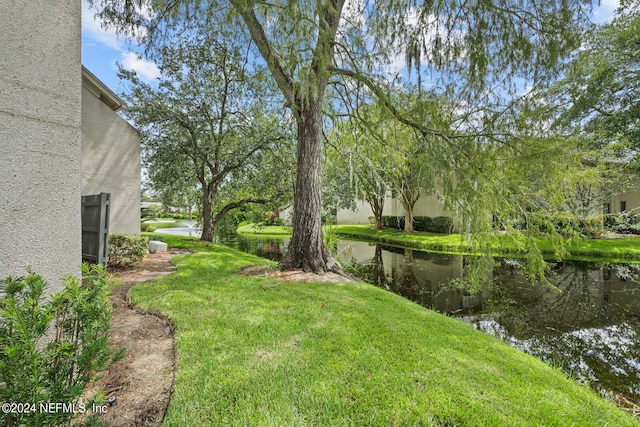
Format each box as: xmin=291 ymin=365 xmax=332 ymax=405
xmin=0 ymin=265 xmax=123 ymax=427
xmin=380 ymin=215 xmax=452 ymax=233
xmin=413 ymin=216 xmax=433 ymax=232
xmin=140 ymin=204 xmax=162 ymax=219
xmin=431 ymin=216 xmax=453 ymax=233
xmin=381 ymin=216 xmax=405 ymax=229
xmin=605 ymin=211 xmax=640 ymax=235
xmin=140 ymin=222 xmax=152 ymax=232
xmin=108 ymin=234 xmax=149 ymax=268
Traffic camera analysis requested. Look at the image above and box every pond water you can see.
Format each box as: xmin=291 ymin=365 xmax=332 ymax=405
xmin=217 ymin=234 xmax=640 ymax=405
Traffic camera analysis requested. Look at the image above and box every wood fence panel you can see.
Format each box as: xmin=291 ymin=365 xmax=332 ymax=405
xmin=81 ymin=193 xmax=110 ymax=265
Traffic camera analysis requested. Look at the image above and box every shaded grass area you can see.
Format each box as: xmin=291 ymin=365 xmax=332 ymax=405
xmin=131 ymin=234 xmax=637 ymax=426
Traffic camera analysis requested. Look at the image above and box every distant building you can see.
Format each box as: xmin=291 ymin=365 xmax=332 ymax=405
xmin=336 ymin=193 xmax=449 ymax=225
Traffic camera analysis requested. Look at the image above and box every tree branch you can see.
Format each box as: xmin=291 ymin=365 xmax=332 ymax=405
xmin=213 ymin=191 xmax=282 ymax=223
xmin=328 ymin=66 xmax=458 ymax=148
xmin=230 ymin=0 xmax=296 ymax=106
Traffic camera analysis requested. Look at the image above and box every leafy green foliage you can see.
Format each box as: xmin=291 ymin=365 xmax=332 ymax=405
xmin=108 ymin=234 xmax=149 ymax=268
xmin=88 ymin=0 xmax=596 ymax=272
xmin=120 ymin=28 xmax=294 ymax=242
xmin=0 ymin=265 xmax=122 ymax=427
xmin=381 ymin=215 xmax=453 ymax=233
xmin=548 ymin=1 xmax=640 ymax=158
xmin=606 ymin=210 xmax=640 ymax=235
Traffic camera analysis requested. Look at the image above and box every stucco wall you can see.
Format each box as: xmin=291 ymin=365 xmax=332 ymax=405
xmin=610 ymin=191 xmax=640 ymax=214
xmin=337 ymin=194 xmax=449 ymax=225
xmin=81 ymin=86 xmax=141 ymax=234
xmin=0 ymin=1 xmax=82 ymax=291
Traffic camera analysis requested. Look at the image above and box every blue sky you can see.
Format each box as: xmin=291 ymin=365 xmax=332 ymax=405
xmin=82 ymin=0 xmax=160 ymax=93
xmin=82 ymin=0 xmax=621 ymax=96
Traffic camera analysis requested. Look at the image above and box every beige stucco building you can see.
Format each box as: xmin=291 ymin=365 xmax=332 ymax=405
xmin=337 ymin=194 xmax=450 ymax=225
xmin=606 ymin=191 xmax=640 ymax=215
xmin=0 ymin=2 xmax=140 ymax=291
xmin=0 ymin=1 xmax=83 ymax=291
xmin=339 ymin=190 xmax=640 ymax=229
xmin=82 ymin=67 xmax=141 ymax=235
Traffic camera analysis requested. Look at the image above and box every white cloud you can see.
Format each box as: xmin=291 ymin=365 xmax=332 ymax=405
xmin=121 ymin=52 xmax=161 ymax=81
xmin=592 ymin=0 xmax=620 ymax=24
xmin=82 ymin=1 xmax=123 ymax=50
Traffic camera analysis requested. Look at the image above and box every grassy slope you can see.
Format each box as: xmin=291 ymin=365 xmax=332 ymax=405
xmin=131 ymin=234 xmax=637 ymax=426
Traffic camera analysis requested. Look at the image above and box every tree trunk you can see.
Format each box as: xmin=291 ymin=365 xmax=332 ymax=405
xmin=280 ymin=103 xmax=335 ymax=273
xmin=401 ymin=187 xmax=418 ymax=233
xmin=200 ymin=186 xmax=216 ymax=242
xmin=367 ymin=193 xmax=385 ymax=230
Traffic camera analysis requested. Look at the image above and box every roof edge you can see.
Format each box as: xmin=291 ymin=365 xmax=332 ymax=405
xmin=81 ymin=65 xmax=125 ymax=112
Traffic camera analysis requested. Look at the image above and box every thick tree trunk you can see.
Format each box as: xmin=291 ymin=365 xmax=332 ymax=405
xmin=200 ymin=186 xmax=216 ymax=242
xmin=280 ymin=103 xmax=335 ymax=273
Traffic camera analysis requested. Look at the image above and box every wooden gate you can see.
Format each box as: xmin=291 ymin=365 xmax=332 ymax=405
xmin=81 ymin=193 xmax=110 ymax=265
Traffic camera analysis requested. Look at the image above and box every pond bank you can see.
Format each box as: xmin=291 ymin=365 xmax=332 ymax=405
xmin=136 ymin=234 xmax=638 ymax=425
xmin=236 ymin=223 xmax=640 ymax=262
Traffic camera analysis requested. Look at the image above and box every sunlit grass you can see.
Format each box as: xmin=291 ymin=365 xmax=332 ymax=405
xmin=237 ymin=223 xmax=293 ymax=235
xmin=130 ymin=234 xmax=638 ymax=426
xmin=336 ymin=224 xmax=640 ymax=262
xmin=140 ymin=219 xmax=183 ymax=231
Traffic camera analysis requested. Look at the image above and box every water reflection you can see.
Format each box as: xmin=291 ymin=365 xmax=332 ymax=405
xmin=218 ymin=234 xmax=640 ymax=404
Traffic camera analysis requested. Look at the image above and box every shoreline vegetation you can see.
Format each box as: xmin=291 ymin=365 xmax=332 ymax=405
xmin=136 ymin=233 xmax=638 ymax=425
xmin=236 ymin=223 xmax=640 ymax=263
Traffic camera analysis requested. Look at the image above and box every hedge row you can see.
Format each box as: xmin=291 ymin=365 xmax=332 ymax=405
xmin=380 ymin=215 xmax=453 ymax=233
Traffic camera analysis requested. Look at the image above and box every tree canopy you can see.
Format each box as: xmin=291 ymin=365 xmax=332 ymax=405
xmin=120 ymin=30 xmax=293 ymax=241
xmin=90 ymin=0 xmax=596 ymax=274
xmin=549 ymin=0 xmax=640 ymax=158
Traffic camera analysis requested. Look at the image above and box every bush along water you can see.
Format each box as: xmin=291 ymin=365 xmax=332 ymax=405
xmin=0 ymin=264 xmax=123 ymax=427
xmin=380 ymin=215 xmax=453 ymax=233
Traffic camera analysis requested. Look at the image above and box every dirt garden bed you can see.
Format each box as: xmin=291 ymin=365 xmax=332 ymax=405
xmin=85 ymin=249 xmax=187 ymax=427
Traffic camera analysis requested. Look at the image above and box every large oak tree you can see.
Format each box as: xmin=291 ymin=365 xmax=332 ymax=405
xmin=120 ymin=32 xmax=293 ymax=241
xmin=90 ymin=0 xmax=594 ymax=273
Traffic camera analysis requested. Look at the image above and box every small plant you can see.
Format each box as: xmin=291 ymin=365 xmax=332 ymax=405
xmin=0 ymin=265 xmax=123 ymax=427
xmin=251 ymin=222 xmax=266 ymax=233
xmin=323 ymin=222 xmax=339 ymax=252
xmin=108 ymin=234 xmax=149 ymax=268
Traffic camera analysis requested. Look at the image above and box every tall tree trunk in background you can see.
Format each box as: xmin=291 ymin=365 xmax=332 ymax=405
xmin=367 ymin=193 xmax=385 ymax=230
xmin=280 ymin=103 xmax=334 ymax=273
xmin=400 ymin=185 xmax=419 ymax=233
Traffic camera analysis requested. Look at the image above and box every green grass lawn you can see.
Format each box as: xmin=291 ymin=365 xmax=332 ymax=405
xmin=238 ymin=223 xmax=640 ymax=262
xmin=131 ymin=234 xmax=638 ymax=426
xmin=141 ymin=219 xmax=184 ymax=231
xmin=336 ymin=224 xmax=640 ymax=262
xmin=237 ymin=223 xmax=293 ymax=236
